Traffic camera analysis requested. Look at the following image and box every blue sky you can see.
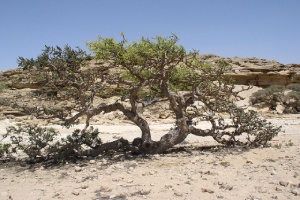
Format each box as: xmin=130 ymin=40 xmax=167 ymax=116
xmin=0 ymin=0 xmax=299 ymax=71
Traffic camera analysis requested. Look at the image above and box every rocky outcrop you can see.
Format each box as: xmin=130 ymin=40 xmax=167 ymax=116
xmin=0 ymin=68 xmax=45 ymax=89
xmin=199 ymin=54 xmax=300 ymax=87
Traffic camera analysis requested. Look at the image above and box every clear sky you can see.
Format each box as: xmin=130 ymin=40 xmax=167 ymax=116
xmin=0 ymin=0 xmax=299 ymax=71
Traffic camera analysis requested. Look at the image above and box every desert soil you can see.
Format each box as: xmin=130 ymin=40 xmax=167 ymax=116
xmin=0 ymin=115 xmax=300 ymax=200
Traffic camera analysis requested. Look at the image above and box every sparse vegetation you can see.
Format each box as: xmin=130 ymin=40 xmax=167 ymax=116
xmin=285 ymin=140 xmax=293 ymax=146
xmin=273 ymin=143 xmax=282 ymax=149
xmin=285 ymin=93 xmax=300 ymax=113
xmin=0 ymin=82 xmax=8 ymax=93
xmin=250 ymin=85 xmax=285 ymax=108
xmin=220 ymin=161 xmax=230 ymax=167
xmin=251 ymin=84 xmax=300 ymax=113
xmin=1 ymin=124 xmax=103 ymax=161
xmin=286 ymin=83 xmax=300 ymax=91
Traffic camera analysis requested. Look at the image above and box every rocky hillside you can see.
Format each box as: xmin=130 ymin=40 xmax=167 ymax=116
xmin=199 ymin=54 xmax=300 ymax=87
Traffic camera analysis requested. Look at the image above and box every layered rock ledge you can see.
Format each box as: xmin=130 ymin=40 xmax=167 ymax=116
xmin=199 ymin=54 xmax=300 ymax=87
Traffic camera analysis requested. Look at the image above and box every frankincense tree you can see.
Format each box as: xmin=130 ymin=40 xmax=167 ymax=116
xmin=1 ymin=35 xmax=281 ymax=160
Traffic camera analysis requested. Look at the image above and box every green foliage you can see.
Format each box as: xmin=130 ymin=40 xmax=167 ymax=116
xmin=0 ymin=82 xmax=8 ymax=93
xmin=286 ymin=83 xmax=300 ymax=91
xmin=87 ymin=34 xmax=188 ymax=84
xmin=286 ymin=90 xmax=300 ymax=100
xmin=62 ymin=126 xmax=102 ymax=149
xmin=18 ymin=45 xmax=89 ymax=71
xmin=251 ymin=85 xmax=284 ymax=102
xmin=285 ymin=91 xmax=300 ymax=112
xmin=34 ymin=74 xmax=46 ymax=83
xmin=239 ymin=110 xmax=281 ymax=146
xmin=211 ymin=104 xmax=281 ymax=146
xmin=17 ymin=46 xmax=95 ymax=100
xmin=220 ymin=161 xmax=230 ymax=167
xmin=3 ymin=124 xmax=59 ymax=159
xmin=250 ymin=85 xmax=285 ymax=106
xmin=251 ymin=84 xmax=300 ymax=113
xmin=87 ymin=34 xmax=200 ymax=103
xmin=16 ymin=45 xmax=102 ymax=122
xmin=88 ymin=34 xmax=185 ymax=66
xmin=0 ymin=144 xmax=11 ymax=157
xmin=1 ymin=124 xmax=102 ymax=161
xmin=170 ymin=65 xmax=199 ymax=91
xmin=120 ymin=70 xmax=139 ymax=83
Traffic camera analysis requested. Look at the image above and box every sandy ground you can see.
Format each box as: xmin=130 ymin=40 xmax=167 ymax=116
xmin=0 ymin=115 xmax=300 ymax=200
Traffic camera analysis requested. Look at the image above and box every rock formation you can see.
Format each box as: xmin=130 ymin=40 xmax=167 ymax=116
xmin=198 ymin=54 xmax=300 ymax=87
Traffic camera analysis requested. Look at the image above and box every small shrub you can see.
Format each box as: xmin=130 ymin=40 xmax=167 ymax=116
xmin=3 ymin=124 xmax=59 ymax=159
xmin=273 ymin=143 xmax=282 ymax=149
xmin=0 ymin=82 xmax=8 ymax=93
xmin=251 ymin=85 xmax=285 ymax=106
xmin=286 ymin=83 xmax=300 ymax=92
xmin=1 ymin=124 xmax=102 ymax=161
xmin=62 ymin=126 xmax=102 ymax=149
xmin=230 ymin=108 xmax=281 ymax=146
xmin=0 ymin=144 xmax=11 ymax=157
xmin=250 ymin=85 xmax=300 ymax=113
xmin=220 ymin=161 xmax=230 ymax=167
xmin=285 ymin=91 xmax=300 ymax=101
xmin=33 ymin=74 xmax=46 ymax=83
xmin=270 ymin=85 xmax=285 ymax=91
xmin=285 ymin=140 xmax=293 ymax=146
xmin=284 ymin=91 xmax=300 ymax=113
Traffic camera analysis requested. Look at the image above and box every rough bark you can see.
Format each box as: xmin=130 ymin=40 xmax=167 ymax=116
xmin=79 ymin=138 xmax=132 ymax=157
